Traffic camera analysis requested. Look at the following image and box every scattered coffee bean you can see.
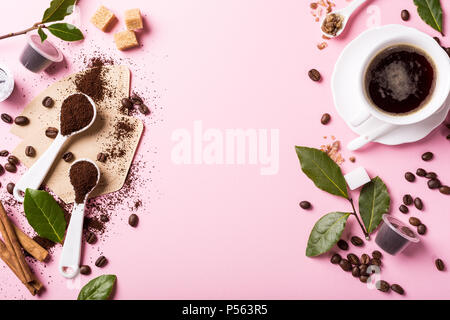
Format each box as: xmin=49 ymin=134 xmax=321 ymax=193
xmin=339 ymin=259 xmax=352 ymax=272
xmin=417 ymin=224 xmax=427 ymax=235
xmin=359 ymin=264 xmax=369 ymax=276
xmin=434 ymin=37 xmax=441 ymax=45
xmin=414 ymin=197 xmax=423 ymax=210
xmin=62 ymin=151 xmax=74 ymax=162
xmin=79 ymin=265 xmax=91 ymax=275
xmin=337 ymin=239 xmax=349 ymax=251
xmin=409 ymin=217 xmax=421 ymax=227
xmin=425 ymin=172 xmax=437 ymax=179
xmin=347 ymin=253 xmax=360 ymax=266
xmin=371 ymin=258 xmax=382 ymax=267
xmin=0 ymin=164 xmax=4 ymax=175
xmin=0 ymin=150 xmax=8 ymax=157
xmin=138 ymin=104 xmax=150 ymax=115
xmin=25 ymin=146 xmax=35 ymax=157
xmin=401 ymin=9 xmax=410 ymax=21
xmin=299 ymin=201 xmax=311 ymax=210
xmin=7 ymin=155 xmax=19 ymax=165
xmin=376 ymin=280 xmax=390 ymax=292
xmin=428 ymin=179 xmax=441 ymax=189
xmin=130 ymin=93 xmax=143 ymax=105
xmin=97 ymin=152 xmax=107 ymax=163
xmin=399 ymin=205 xmax=409 ymax=214
xmin=1 ymin=113 xmax=13 ymax=124
xmin=350 ymin=236 xmax=364 ymax=247
xmin=372 ymin=250 xmax=382 ymax=260
xmin=95 ymin=256 xmax=108 ymax=268
xmin=447 ymin=134 xmax=450 ymax=140
xmin=45 ymin=127 xmax=58 ymax=139
xmin=416 ymin=168 xmax=427 ymax=177
xmin=421 ymin=152 xmax=433 ymax=161
xmin=439 ymin=186 xmax=450 ymax=195
xmin=14 ymin=116 xmax=29 ymax=126
xmin=100 ymin=214 xmax=109 ymax=223
xmin=435 ymin=258 xmax=445 ymax=271
xmin=403 ymin=194 xmax=413 ymax=206
xmin=351 ymin=266 xmax=360 ymax=277
xmin=42 ymin=96 xmax=54 ymax=108
xmin=4 ymin=163 xmax=16 ymax=173
xmin=308 ymin=69 xmax=321 ymax=82
xmin=360 ymin=275 xmax=369 ymax=283
xmin=391 ymin=284 xmax=405 ymax=295
xmin=320 ymin=113 xmax=331 ymax=125
xmin=85 ymin=231 xmax=97 ymax=244
xmin=128 ymin=214 xmax=139 ymax=227
xmin=6 ymin=183 xmax=14 ymax=194
xmin=405 ymin=172 xmax=415 ymax=182
xmin=330 ymin=253 xmax=341 ymax=264
xmin=121 ymin=97 xmax=134 ymax=110
xmin=361 ymin=254 xmax=370 ymax=265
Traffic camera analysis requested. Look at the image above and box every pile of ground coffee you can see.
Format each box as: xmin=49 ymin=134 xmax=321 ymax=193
xmin=69 ymin=161 xmax=99 ymax=204
xmin=60 ymin=94 xmax=94 ymax=136
xmin=74 ymin=58 xmax=111 ymax=102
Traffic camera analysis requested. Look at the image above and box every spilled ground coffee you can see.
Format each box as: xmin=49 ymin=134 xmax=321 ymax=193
xmin=69 ymin=161 xmax=99 ymax=204
xmin=60 ymin=94 xmax=94 ymax=136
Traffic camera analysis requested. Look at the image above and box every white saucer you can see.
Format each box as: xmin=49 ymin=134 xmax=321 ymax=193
xmin=332 ymin=24 xmax=450 ymax=146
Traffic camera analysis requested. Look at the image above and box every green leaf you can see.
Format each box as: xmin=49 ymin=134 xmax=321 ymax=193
xmin=23 ymin=189 xmax=66 ymax=243
xmin=359 ymin=177 xmax=390 ymax=234
xmin=42 ymin=0 xmax=76 ymax=23
xmin=414 ymin=0 xmax=443 ymax=35
xmin=37 ymin=27 xmax=47 ymax=42
xmin=295 ymin=146 xmax=348 ymax=199
xmin=306 ymin=212 xmax=351 ymax=257
xmin=47 ymin=23 xmax=84 ymax=41
xmin=78 ymin=275 xmax=117 ymax=300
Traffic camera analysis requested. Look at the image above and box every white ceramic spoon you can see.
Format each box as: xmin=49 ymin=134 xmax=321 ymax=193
xmin=13 ymin=93 xmax=97 ymax=203
xmin=59 ymin=159 xmax=100 ymax=279
xmin=320 ymin=0 xmax=368 ymax=38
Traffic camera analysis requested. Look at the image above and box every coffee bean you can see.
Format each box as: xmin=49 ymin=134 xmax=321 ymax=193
xmin=4 ymin=163 xmax=16 ymax=173
xmin=130 ymin=93 xmax=143 ymax=105
xmin=376 ymin=280 xmax=390 ymax=292
xmin=425 ymin=172 xmax=437 ymax=179
xmin=361 ymin=254 xmax=370 ymax=265
xmin=403 ymin=194 xmax=413 ymax=206
xmin=308 ymin=69 xmax=321 ymax=82
xmin=337 ymin=239 xmax=348 ymax=251
xmin=138 ymin=104 xmax=150 ymax=115
xmin=414 ymin=197 xmax=423 ymax=210
xmin=416 ymin=168 xmax=427 ymax=177
xmin=359 ymin=264 xmax=369 ymax=276
xmin=100 ymin=214 xmax=109 ymax=223
xmin=97 ymin=152 xmax=107 ymax=163
xmin=439 ymin=186 xmax=450 ymax=195
xmin=399 ymin=205 xmax=409 ymax=214
xmin=421 ymin=152 xmax=433 ymax=161
xmin=428 ymin=179 xmax=441 ymax=189
xmin=417 ymin=224 xmax=427 ymax=235
xmin=339 ymin=259 xmax=352 ymax=271
xmin=350 ymin=236 xmax=364 ymax=247
xmin=434 ymin=37 xmax=441 ymax=45
xmin=62 ymin=151 xmax=74 ymax=162
xmin=0 ymin=164 xmax=4 ymax=175
xmin=79 ymin=265 xmax=91 ymax=275
xmin=371 ymin=258 xmax=382 ymax=267
xmin=45 ymin=127 xmax=58 ymax=139
xmin=409 ymin=217 xmax=421 ymax=227
xmin=7 ymin=155 xmax=19 ymax=165
xmin=121 ymin=97 xmax=133 ymax=109
xmin=14 ymin=116 xmax=29 ymax=126
xmin=360 ymin=275 xmax=369 ymax=283
xmin=95 ymin=256 xmax=108 ymax=268
xmin=86 ymin=231 xmax=97 ymax=244
xmin=0 ymin=150 xmax=8 ymax=157
xmin=435 ymin=258 xmax=445 ymax=271
xmin=391 ymin=284 xmax=405 ymax=295
xmin=447 ymin=134 xmax=450 ymax=140
xmin=351 ymin=266 xmax=360 ymax=277
xmin=320 ymin=113 xmax=331 ymax=125
xmin=6 ymin=183 xmax=14 ymax=194
xmin=405 ymin=172 xmax=415 ymax=182
xmin=42 ymin=96 xmax=54 ymax=108
xmin=25 ymin=146 xmax=35 ymax=157
xmin=330 ymin=253 xmax=341 ymax=264
xmin=128 ymin=214 xmax=139 ymax=227
xmin=347 ymin=253 xmax=360 ymax=266
xmin=1 ymin=113 xmax=13 ymax=124
xmin=372 ymin=250 xmax=382 ymax=260
xmin=401 ymin=9 xmax=410 ymax=21
xmin=299 ymin=201 xmax=311 ymax=210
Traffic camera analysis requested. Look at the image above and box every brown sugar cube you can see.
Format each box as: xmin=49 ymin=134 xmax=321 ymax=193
xmin=114 ymin=30 xmax=139 ymax=50
xmin=91 ymin=6 xmax=116 ymax=32
xmin=125 ymin=9 xmax=143 ymax=30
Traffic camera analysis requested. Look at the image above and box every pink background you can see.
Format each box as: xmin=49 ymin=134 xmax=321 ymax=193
xmin=0 ymin=0 xmax=449 ymax=300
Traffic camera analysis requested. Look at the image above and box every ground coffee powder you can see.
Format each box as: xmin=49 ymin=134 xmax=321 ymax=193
xmin=60 ymin=94 xmax=94 ymax=136
xmin=69 ymin=161 xmax=99 ymax=204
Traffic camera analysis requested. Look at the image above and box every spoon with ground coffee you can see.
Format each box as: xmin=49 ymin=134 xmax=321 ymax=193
xmin=13 ymin=93 xmax=96 ymax=203
xmin=59 ymin=159 xmax=100 ymax=278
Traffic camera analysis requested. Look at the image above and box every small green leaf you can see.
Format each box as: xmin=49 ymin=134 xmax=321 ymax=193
xmin=47 ymin=23 xmax=84 ymax=41
xmin=42 ymin=0 xmax=76 ymax=23
xmin=306 ymin=212 xmax=351 ymax=257
xmin=359 ymin=177 xmax=390 ymax=234
xmin=414 ymin=0 xmax=443 ymax=35
xmin=37 ymin=27 xmax=47 ymax=42
xmin=295 ymin=146 xmax=349 ymax=199
xmin=24 ymin=189 xmax=66 ymax=243
xmin=78 ymin=275 xmax=117 ymax=300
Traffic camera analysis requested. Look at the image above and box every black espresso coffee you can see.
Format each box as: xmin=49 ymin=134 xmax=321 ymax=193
xmin=365 ymin=44 xmax=435 ymax=115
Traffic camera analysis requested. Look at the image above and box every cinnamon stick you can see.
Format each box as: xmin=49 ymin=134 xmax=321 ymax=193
xmin=13 ymin=224 xmax=49 ymax=262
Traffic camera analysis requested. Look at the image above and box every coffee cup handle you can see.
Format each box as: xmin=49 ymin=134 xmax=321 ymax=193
xmin=350 ymin=109 xmax=372 ymax=127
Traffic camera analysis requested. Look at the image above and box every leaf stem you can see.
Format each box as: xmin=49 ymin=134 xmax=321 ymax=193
xmin=0 ymin=23 xmax=44 ymax=41
xmin=349 ymin=198 xmax=370 ymax=240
